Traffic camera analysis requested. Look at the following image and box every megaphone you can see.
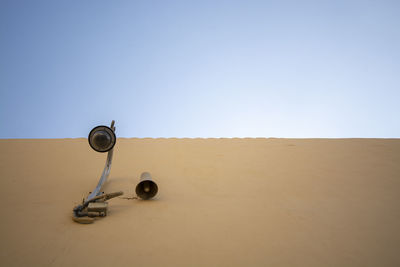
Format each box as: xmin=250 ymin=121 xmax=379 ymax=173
xmin=88 ymin=123 xmax=116 ymax=152
xmin=136 ymin=172 xmax=158 ymax=200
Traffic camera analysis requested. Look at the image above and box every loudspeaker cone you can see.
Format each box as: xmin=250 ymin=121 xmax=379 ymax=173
xmin=136 ymin=172 xmax=158 ymax=200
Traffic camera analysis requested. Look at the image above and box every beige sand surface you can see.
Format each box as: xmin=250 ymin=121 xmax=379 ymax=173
xmin=0 ymin=138 xmax=399 ymax=266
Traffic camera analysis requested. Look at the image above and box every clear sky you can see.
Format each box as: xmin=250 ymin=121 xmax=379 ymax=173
xmin=1 ymin=0 xmax=399 ymax=138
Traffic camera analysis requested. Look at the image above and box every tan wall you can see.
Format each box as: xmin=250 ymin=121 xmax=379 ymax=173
xmin=0 ymin=138 xmax=399 ymax=266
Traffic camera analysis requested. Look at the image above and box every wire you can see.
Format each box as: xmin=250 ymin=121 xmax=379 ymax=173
xmin=118 ymin=196 xmax=138 ymax=200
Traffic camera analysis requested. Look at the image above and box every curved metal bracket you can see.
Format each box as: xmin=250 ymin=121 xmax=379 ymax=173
xmin=86 ymin=120 xmax=115 ymax=201
xmin=72 ymin=120 xmax=120 ymax=224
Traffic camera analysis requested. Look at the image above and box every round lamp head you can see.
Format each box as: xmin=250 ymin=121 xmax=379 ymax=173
xmin=88 ymin=125 xmax=116 ymax=152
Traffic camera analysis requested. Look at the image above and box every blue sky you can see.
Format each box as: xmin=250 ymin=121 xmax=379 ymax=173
xmin=1 ymin=0 xmax=399 ymax=138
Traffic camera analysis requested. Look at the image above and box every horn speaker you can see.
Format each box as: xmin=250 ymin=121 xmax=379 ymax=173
xmin=136 ymin=172 xmax=158 ymax=200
